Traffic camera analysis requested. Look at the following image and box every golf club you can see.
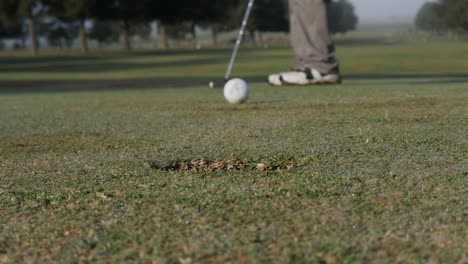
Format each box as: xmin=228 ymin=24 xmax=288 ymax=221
xmin=224 ymin=0 xmax=255 ymax=83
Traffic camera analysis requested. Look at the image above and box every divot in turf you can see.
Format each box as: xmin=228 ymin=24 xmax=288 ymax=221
xmin=148 ymin=157 xmax=301 ymax=172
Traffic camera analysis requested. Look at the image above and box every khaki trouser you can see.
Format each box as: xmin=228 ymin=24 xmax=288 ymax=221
xmin=289 ymin=0 xmax=339 ymax=74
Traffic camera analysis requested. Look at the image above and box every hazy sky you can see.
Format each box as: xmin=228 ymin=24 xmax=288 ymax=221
xmin=350 ymin=0 xmax=432 ymax=24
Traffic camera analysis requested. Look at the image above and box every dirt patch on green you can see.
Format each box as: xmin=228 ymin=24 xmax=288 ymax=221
xmin=149 ymin=157 xmax=303 ymax=172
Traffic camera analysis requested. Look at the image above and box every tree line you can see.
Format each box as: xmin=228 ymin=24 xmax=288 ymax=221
xmin=415 ymin=0 xmax=468 ymax=35
xmin=0 ymin=0 xmax=358 ymax=55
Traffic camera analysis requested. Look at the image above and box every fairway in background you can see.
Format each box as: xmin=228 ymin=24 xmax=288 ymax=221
xmin=1 ymin=36 xmax=468 ymax=90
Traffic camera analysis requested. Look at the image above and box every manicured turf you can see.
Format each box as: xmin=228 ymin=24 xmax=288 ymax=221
xmin=0 ymin=40 xmax=467 ymax=263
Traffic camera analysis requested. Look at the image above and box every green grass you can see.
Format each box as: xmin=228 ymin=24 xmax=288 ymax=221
xmin=0 ymin=40 xmax=467 ymax=263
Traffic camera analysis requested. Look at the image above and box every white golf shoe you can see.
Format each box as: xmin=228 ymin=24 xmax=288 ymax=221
xmin=268 ymin=68 xmax=342 ymax=86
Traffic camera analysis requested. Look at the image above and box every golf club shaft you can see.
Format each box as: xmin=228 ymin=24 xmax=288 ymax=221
xmin=224 ymin=0 xmax=255 ymax=82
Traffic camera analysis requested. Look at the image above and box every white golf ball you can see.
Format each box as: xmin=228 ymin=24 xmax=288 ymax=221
xmin=223 ymin=78 xmax=249 ymax=104
xmin=209 ymin=81 xmax=214 ymax=88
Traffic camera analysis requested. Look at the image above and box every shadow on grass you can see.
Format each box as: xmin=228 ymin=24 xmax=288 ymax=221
xmin=0 ymin=55 xmax=100 ymax=65
xmin=344 ymin=73 xmax=468 ymax=85
xmin=0 ymin=57 xmax=226 ymax=73
xmin=0 ymin=77 xmax=212 ymax=93
xmin=1 ymin=73 xmax=468 ymax=94
xmin=335 ymin=37 xmax=402 ymax=46
xmin=0 ymin=48 xmax=259 ymax=73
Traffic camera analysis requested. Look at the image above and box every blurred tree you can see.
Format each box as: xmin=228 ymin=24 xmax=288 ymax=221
xmin=251 ymin=0 xmax=289 ymax=46
xmin=45 ymin=0 xmax=97 ymax=52
xmin=327 ymin=0 xmax=358 ymax=35
xmin=225 ymin=0 xmax=288 ymax=46
xmin=166 ymin=22 xmax=191 ymax=40
xmin=178 ymin=0 xmax=209 ymax=48
xmin=93 ymin=0 xmax=148 ymax=51
xmin=207 ymin=0 xmax=243 ymax=46
xmin=0 ymin=0 xmax=42 ymax=55
xmin=0 ymin=20 xmax=23 ymax=39
xmin=415 ymin=0 xmax=468 ymax=35
xmin=439 ymin=0 xmax=468 ymax=33
xmin=180 ymin=0 xmax=241 ymax=48
xmin=145 ymin=2 xmax=187 ymax=49
xmin=415 ymin=2 xmax=444 ymax=33
xmin=133 ymin=22 xmax=151 ymax=41
xmin=88 ymin=20 xmax=120 ymax=47
xmin=41 ymin=19 xmax=76 ymax=48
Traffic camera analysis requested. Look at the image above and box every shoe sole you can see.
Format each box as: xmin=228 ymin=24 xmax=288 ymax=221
xmin=268 ymin=78 xmax=342 ymax=86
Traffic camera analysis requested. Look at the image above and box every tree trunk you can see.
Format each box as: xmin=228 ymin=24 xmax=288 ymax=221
xmin=249 ymin=29 xmax=257 ymax=47
xmin=257 ymin=31 xmax=264 ymax=47
xmin=212 ymin=28 xmax=219 ymax=47
xmin=122 ymin=20 xmax=131 ymax=51
xmin=21 ymin=32 xmax=26 ymax=49
xmin=159 ymin=22 xmax=168 ymax=50
xmin=28 ymin=14 xmax=38 ymax=55
xmin=191 ymin=22 xmax=197 ymax=49
xmin=79 ymin=17 xmax=88 ymax=53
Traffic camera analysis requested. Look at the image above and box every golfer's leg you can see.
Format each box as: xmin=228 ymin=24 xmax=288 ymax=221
xmin=289 ymin=0 xmax=339 ymax=74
